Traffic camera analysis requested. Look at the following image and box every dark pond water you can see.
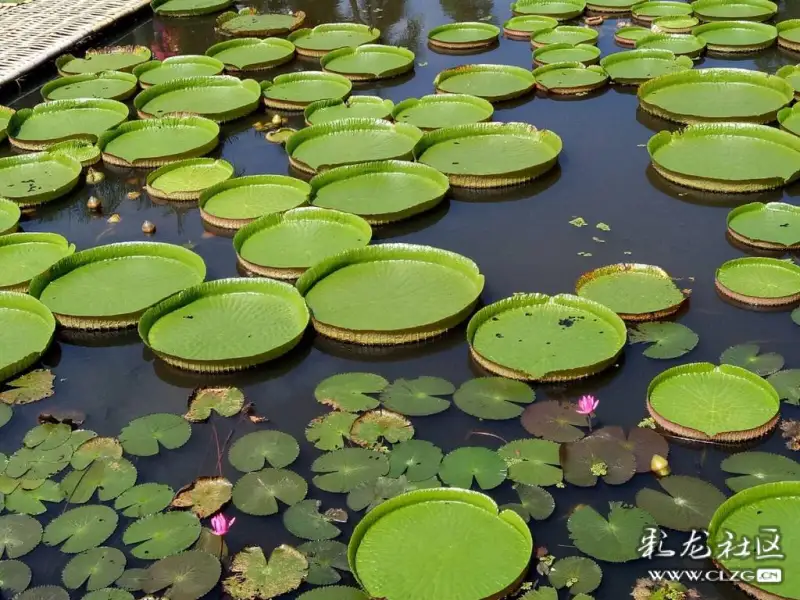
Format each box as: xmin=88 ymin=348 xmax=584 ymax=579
xmin=2 ymin=0 xmax=800 ymax=598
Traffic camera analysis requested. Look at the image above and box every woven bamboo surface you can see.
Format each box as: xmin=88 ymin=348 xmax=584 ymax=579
xmin=0 ymin=0 xmax=150 ymax=87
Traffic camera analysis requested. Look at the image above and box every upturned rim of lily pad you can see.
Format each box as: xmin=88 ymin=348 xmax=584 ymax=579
xmin=631 ymin=1 xmax=694 ymax=24
xmin=295 ymin=243 xmax=485 ymax=345
xmin=391 ymin=94 xmax=494 ymax=130
xmin=132 ymin=56 xmax=226 ymax=88
xmin=427 ymin=22 xmax=501 ymax=50
xmin=55 ymin=46 xmax=152 ymax=76
xmin=532 ymin=61 xmax=609 ymax=95
xmin=531 ymin=25 xmax=600 ymax=48
xmin=0 ymin=232 xmax=76 ymax=292
xmin=204 ymin=37 xmax=296 ymax=73
xmin=261 ymin=71 xmax=353 ymax=110
xmin=320 ymin=44 xmax=415 ymax=81
xmin=726 ymin=202 xmax=800 ymax=250
xmin=304 ymin=96 xmax=394 ymax=126
xmin=652 ymin=15 xmax=701 ymax=33
xmin=0 ymin=197 xmax=21 ymax=236
xmin=511 ymin=0 xmax=587 ymax=21
xmin=466 ymin=292 xmax=627 ymax=381
xmin=613 ymin=25 xmax=653 ymax=46
xmin=138 ymin=278 xmax=309 ymax=372
xmin=145 ymin=158 xmax=235 ymax=201
xmin=151 ymin=0 xmax=234 ymax=17
xmin=634 ymin=32 xmax=707 ymax=57
xmin=586 ymin=0 xmax=641 ymax=13
xmin=692 ymin=20 xmax=777 ymax=53
xmin=0 ymin=152 xmax=83 ymax=208
xmin=647 ymin=362 xmax=781 ymax=442
xmin=503 ymin=15 xmax=560 ymax=38
xmin=40 ymin=71 xmax=138 ymax=101
xmin=575 ymin=263 xmax=687 ymax=320
xmin=691 ymin=0 xmax=777 ymax=23
xmin=600 ymin=49 xmax=694 ymax=85
xmin=47 ymin=140 xmax=101 ymax=167
xmin=0 ymin=291 xmax=56 ymax=383
xmin=215 ymin=8 xmax=306 ymax=37
xmin=232 ymin=207 xmax=373 ymax=279
xmin=776 ymin=64 xmax=800 ymax=99
xmin=28 ymin=241 xmax=206 ymax=329
xmin=715 ymin=257 xmax=800 ymax=307
xmin=288 ymin=23 xmax=382 ymax=58
xmin=0 ymin=105 xmax=15 ymax=141
xmin=777 ymin=19 xmax=800 ymax=52
xmin=433 ymin=64 xmax=537 ymax=102
xmin=533 ymin=42 xmax=602 ymax=66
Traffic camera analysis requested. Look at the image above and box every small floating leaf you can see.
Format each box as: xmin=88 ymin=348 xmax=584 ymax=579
xmin=23 ymin=423 xmax=72 ymax=450
xmin=223 ymin=546 xmax=307 ymax=600
xmin=61 ymin=547 xmax=126 ymax=591
xmin=119 ymin=414 xmax=191 ymax=457
xmin=142 ymin=551 xmax=221 ymax=600
xmin=560 ymin=434 xmax=636 ymax=487
xmin=44 ymin=506 xmax=118 ymax=554
xmin=0 ymin=559 xmax=32 ymax=594
xmin=114 ymin=483 xmax=174 ymax=518
xmin=0 ymin=515 xmax=42 ymax=558
xmin=438 ymin=447 xmax=507 ymax=490
xmin=82 ymin=589 xmax=134 ymax=600
xmin=521 ymin=588 xmax=557 ymax=600
xmin=567 ymin=503 xmax=656 ymax=563
xmin=311 ymin=448 xmax=389 ymax=493
xmin=387 ymin=439 xmax=443 ymax=481
xmin=499 ymin=439 xmax=562 ymax=487
xmin=266 ymin=127 xmax=297 ymax=144
xmin=768 ymin=369 xmax=800 ymax=404
xmin=4 ymin=480 xmax=63 ymax=514
xmin=297 ymin=586 xmax=367 ymax=600
xmin=314 ymin=373 xmax=388 ymax=412
xmin=521 ymin=400 xmax=587 ymax=442
xmin=0 ymin=370 xmax=55 ymax=405
xmin=231 ymin=468 xmax=307 ymax=516
xmin=629 ymin=322 xmax=699 ymax=359
xmin=346 ymin=475 xmax=409 ymax=512
xmin=71 ymin=437 xmax=122 ymax=470
xmin=548 ymin=556 xmax=602 ymax=595
xmin=5 ymin=445 xmax=72 ymax=480
xmin=283 ymin=500 xmax=341 ymax=540
xmin=635 ymin=475 xmax=726 ymax=531
xmin=720 ymin=343 xmax=784 ymax=376
xmin=184 ymin=387 xmax=245 ymax=422
xmin=305 ymin=412 xmax=358 ymax=451
xmin=454 ymin=377 xmax=535 ymax=420
xmin=350 ymin=409 xmax=414 ymax=448
xmin=228 ymin=430 xmax=300 ymax=472
xmin=60 ymin=457 xmax=137 ymax=503
xmin=297 ymin=540 xmax=349 ymax=585
xmin=596 ymin=222 xmax=610 ymax=231
xmin=507 ymin=483 xmax=555 ymax=522
xmin=115 ymin=568 xmax=148 ymax=591
xmin=379 ymin=376 xmax=455 ymax=416
xmin=720 ymin=452 xmax=800 ymax=492
xmin=15 ymin=586 xmax=69 ymax=600
xmin=569 ymin=217 xmax=587 ymax=227
xmin=171 ymin=476 xmax=232 ymax=518
xmin=793 ymin=306 xmax=800 ymax=325
xmin=0 ymin=405 xmax=11 ymax=428
xmin=123 ymin=512 xmax=201 ymax=560
xmin=594 ymin=426 xmax=669 ymax=473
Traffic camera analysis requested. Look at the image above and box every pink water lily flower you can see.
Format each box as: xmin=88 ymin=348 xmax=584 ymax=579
xmin=210 ymin=513 xmax=236 ymax=536
xmin=576 ymin=395 xmax=599 ymax=415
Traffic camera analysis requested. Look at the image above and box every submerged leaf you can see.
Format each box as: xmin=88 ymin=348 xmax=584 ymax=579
xmin=283 ymin=500 xmax=341 ymax=541
xmin=592 ymin=426 xmax=669 ymax=473
xmin=453 ymin=377 xmax=535 ymax=420
xmin=498 ymin=439 xmax=563 ymax=487
xmin=119 ymin=414 xmax=191 ymax=457
xmin=720 ymin=451 xmax=800 ymax=492
xmin=521 ymin=401 xmax=587 ymax=442
xmin=223 ymin=545 xmax=307 ymax=600
xmin=231 ymin=468 xmax=307 ymax=516
xmin=0 ymin=370 xmax=55 ymax=405
xmin=171 ymin=476 xmax=232 ymax=518
xmin=629 ymin=322 xmax=699 ymax=359
xmin=297 ymin=540 xmax=349 ymax=585
xmin=0 ymin=515 xmax=42 ymax=558
xmin=438 ymin=447 xmax=507 ymax=490
xmin=793 ymin=306 xmax=800 ymax=325
xmin=635 ymin=475 xmax=726 ymax=531
xmin=720 ymin=343 xmax=784 ymax=376
xmin=767 ymin=369 xmax=800 ymax=404
xmin=548 ymin=556 xmax=602 ymax=595
xmin=142 ymin=551 xmax=221 ymax=600
xmin=115 ymin=568 xmax=148 ymax=592
xmin=123 ymin=512 xmax=201 ymax=560
xmin=567 ymin=503 xmax=656 ymax=563
xmin=387 ymin=439 xmax=443 ymax=481
xmin=0 ymin=404 xmax=11 ymax=428
xmin=61 ymin=547 xmax=126 ymax=591
xmin=379 ymin=376 xmax=455 ymax=416
xmin=0 ymin=559 xmax=32 ymax=593
xmin=305 ymin=412 xmax=358 ymax=451
xmin=228 ymin=430 xmax=300 ymax=472
xmin=314 ymin=373 xmax=388 ymax=412
xmin=311 ymin=448 xmax=389 ymax=493
xmin=184 ymin=387 xmax=245 ymax=422
xmin=114 ymin=483 xmax=174 ymax=518
xmin=44 ymin=505 xmax=118 ymax=554
xmin=350 ymin=409 xmax=414 ymax=448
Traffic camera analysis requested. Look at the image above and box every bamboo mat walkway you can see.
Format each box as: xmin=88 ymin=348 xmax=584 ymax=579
xmin=0 ymin=0 xmax=150 ymax=87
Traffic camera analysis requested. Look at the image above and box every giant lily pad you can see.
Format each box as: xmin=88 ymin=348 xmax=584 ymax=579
xmin=305 ymin=97 xmax=393 ymax=125
xmin=98 ymin=116 xmax=220 ymax=167
xmin=433 ymin=64 xmax=536 ymax=102
xmin=511 ymin=0 xmax=586 ymax=20
xmin=151 ymin=0 xmax=232 ymax=17
xmin=533 ymin=62 xmax=608 ymax=95
xmin=199 ymin=174 xmax=310 ymax=230
xmin=638 ymin=68 xmax=793 ymax=124
xmin=139 ymin=278 xmax=309 ymax=372
xmin=119 ymin=413 xmax=191 ymax=456
xmin=647 ymin=362 xmax=780 ymax=441
xmin=691 ymin=0 xmax=776 ymax=22
xmin=503 ymin=15 xmax=559 ymax=39
xmin=634 ymin=33 xmax=706 ymax=57
xmin=567 ymin=503 xmax=656 ymax=563
xmin=708 ymin=482 xmax=800 ymax=599
xmin=721 ymin=452 xmax=800 ymax=491
xmin=321 ymin=44 xmax=414 ymax=81
xmin=286 ymin=118 xmax=422 ymax=175
xmin=415 ymin=122 xmax=562 ymax=188
xmin=632 ymin=1 xmax=694 ymax=23
xmin=206 ymin=38 xmax=295 ymax=72
xmin=232 ymin=468 xmax=307 ymax=515
xmin=145 ymin=158 xmax=233 ymax=202
xmin=392 ymin=94 xmax=494 ymax=130
xmin=0 ymin=233 xmax=75 ymax=292
xmin=262 ymin=71 xmax=352 ymax=110
xmin=648 ymin=123 xmax=800 ymax=192
xmin=0 ymin=198 xmax=20 ymax=235
xmin=575 ymin=263 xmax=686 ymax=320
xmin=0 ymin=292 xmax=55 ymax=383
xmin=228 ymin=430 xmax=300 ymax=472
xmin=715 ymin=257 xmax=800 ymax=306
xmin=309 ymin=160 xmax=449 ymax=224
xmin=133 ymin=56 xmax=225 ymax=87
xmin=61 ymin=547 xmax=126 ymax=591
xmin=586 ymin=0 xmax=640 ymax=10
xmin=778 ymin=19 xmax=800 ymax=52
xmin=29 ymin=242 xmax=205 ymax=329
xmin=296 ymin=244 xmax=484 ymax=345
xmin=57 ymin=46 xmax=151 ymax=75
xmin=123 ymin=512 xmax=201 ymax=560
xmin=0 ymin=106 xmax=12 ymax=141
xmin=142 ymin=551 xmax=221 ymax=600
xmin=532 ymin=25 xmax=599 ymax=47
xmin=692 ymin=21 xmax=777 ymax=53
xmin=468 ymin=293 xmax=626 ymax=382
xmin=41 ymin=72 xmax=138 ymax=101
xmin=44 ymin=506 xmax=118 ymax=553
xmin=311 ymin=448 xmax=389 ymax=493
xmin=134 ymin=76 xmax=260 ymax=122
xmin=233 ymin=207 xmax=371 ymax=279
xmin=216 ymin=8 xmax=305 ymax=37
xmin=778 ymin=102 xmax=800 ymax=137
xmin=600 ymin=49 xmax=694 ymax=85
xmin=428 ymin=22 xmax=500 ymax=50
xmin=0 ymin=515 xmax=42 ymax=558
xmin=533 ymin=43 xmax=601 ymax=66
xmin=288 ymin=23 xmax=381 ymax=58
xmin=7 ymin=99 xmax=128 ymax=150
xmin=0 ymin=152 xmax=82 ymax=207
xmin=349 ymin=488 xmax=532 ymax=600
xmin=48 ymin=140 xmax=101 ymax=167
xmin=636 ymin=475 xmax=726 ymax=531
xmin=223 ymin=545 xmax=307 ymax=600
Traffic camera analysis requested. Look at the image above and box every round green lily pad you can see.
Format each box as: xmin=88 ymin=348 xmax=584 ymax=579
xmin=636 ymin=475 xmax=726 ymax=531
xmin=533 ymin=43 xmax=602 ymax=66
xmin=41 ymin=71 xmax=138 ymax=101
xmin=586 ymin=0 xmax=640 ymax=11
xmin=647 ymin=122 xmax=800 ymax=192
xmin=427 ymin=22 xmax=500 ymax=50
xmin=0 ymin=233 xmax=75 ymax=292
xmin=262 ymin=71 xmax=353 ymax=110
xmin=652 ymin=15 xmax=701 ymax=33
xmin=0 ymin=292 xmax=55 ymax=383
xmin=691 ymin=0 xmax=777 ymax=22
xmin=233 ymin=207 xmax=372 ymax=279
xmin=57 ymin=46 xmax=151 ymax=75
xmin=600 ymin=49 xmax=694 ymax=85
xmin=205 ymin=37 xmax=296 ymax=72
xmin=134 ymin=75 xmax=260 ymax=122
xmin=778 ymin=103 xmax=800 ymax=137
xmin=532 ymin=25 xmax=599 ymax=47
xmin=216 ymin=9 xmax=306 ymax=37
xmin=288 ymin=23 xmax=381 ymax=58
xmin=151 ymin=0 xmax=232 ymax=16
xmin=467 ymin=293 xmax=627 ymax=382
xmin=145 ymin=158 xmax=234 ymax=201
xmin=29 ymin=241 xmax=205 ymax=330
xmin=648 ymin=362 xmax=780 ymax=441
xmin=286 ymin=118 xmax=423 ymax=175
xmin=199 ymin=174 xmax=311 ymax=230
xmin=415 ymin=122 xmax=562 ymax=188
xmin=61 ymin=547 xmax=126 ymax=591
xmin=0 ymin=514 xmax=43 ymax=559
xmin=533 ymin=62 xmax=609 ymax=95
xmin=139 ymin=278 xmax=309 ymax=372
xmin=511 ymin=0 xmax=586 ymax=20
xmin=0 ymin=197 xmax=21 ymax=235
xmin=232 ymin=468 xmax=307 ymax=515
xmin=349 ymin=488 xmax=532 ymax=600
xmin=133 ymin=56 xmax=225 ymax=87
xmin=575 ymin=263 xmax=686 ymax=320
xmin=777 ymin=64 xmax=800 ymax=99
xmin=392 ymin=94 xmax=493 ymax=129
xmin=305 ymin=97 xmax=393 ymax=125
xmin=692 ymin=21 xmax=777 ymax=52
xmin=122 ymin=512 xmax=200 ymax=560
xmin=7 ymin=99 xmax=128 ymax=151
xmin=0 ymin=559 xmax=31 ymax=593
xmin=715 ymin=257 xmax=800 ymax=307
xmin=635 ymin=33 xmax=706 ymax=57
xmin=614 ymin=25 xmax=653 ymax=46
xmin=141 ymin=551 xmax=221 ymax=600
xmin=778 ymin=19 xmax=800 ymax=52
xmin=321 ymin=44 xmax=414 ymax=81
xmin=632 ymin=1 xmax=694 ymax=23
xmin=47 ymin=140 xmax=101 ymax=167
xmin=310 ymin=160 xmax=449 ymax=224
xmin=503 ymin=15 xmax=559 ymax=39
xmin=727 ymin=202 xmax=800 ymax=250
xmin=98 ymin=115 xmax=220 ymax=168
xmin=119 ymin=413 xmax=191 ymax=456
xmin=296 ymin=243 xmax=484 ymax=345
xmin=433 ymin=64 xmax=536 ymax=102
xmin=44 ymin=506 xmax=118 ymax=554
xmin=453 ymin=377 xmax=535 ymax=420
